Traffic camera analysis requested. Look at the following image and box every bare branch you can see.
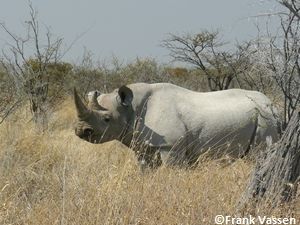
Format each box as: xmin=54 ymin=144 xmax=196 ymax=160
xmin=280 ymin=0 xmax=300 ymax=20
xmin=162 ymin=31 xmax=244 ymax=91
xmin=0 ymin=2 xmax=65 ymax=128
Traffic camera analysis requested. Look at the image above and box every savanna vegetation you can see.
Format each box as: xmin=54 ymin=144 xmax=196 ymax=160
xmin=0 ymin=0 xmax=299 ymax=224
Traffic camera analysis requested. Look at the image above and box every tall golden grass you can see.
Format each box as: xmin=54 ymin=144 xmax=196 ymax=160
xmin=0 ymin=98 xmax=299 ymax=225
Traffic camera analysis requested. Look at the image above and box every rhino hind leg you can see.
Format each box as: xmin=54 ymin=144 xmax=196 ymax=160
xmin=254 ymin=113 xmax=279 ymax=147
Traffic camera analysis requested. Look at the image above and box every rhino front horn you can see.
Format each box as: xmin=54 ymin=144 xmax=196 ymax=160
xmin=74 ymin=88 xmax=89 ymax=118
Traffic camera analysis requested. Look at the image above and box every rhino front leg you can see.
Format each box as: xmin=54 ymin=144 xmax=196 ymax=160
xmin=134 ymin=146 xmax=162 ymax=171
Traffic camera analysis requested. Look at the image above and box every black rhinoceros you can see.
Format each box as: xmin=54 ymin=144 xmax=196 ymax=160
xmin=74 ymin=83 xmax=279 ymax=167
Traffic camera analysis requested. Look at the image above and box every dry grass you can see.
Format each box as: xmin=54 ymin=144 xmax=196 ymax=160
xmin=0 ymin=98 xmax=299 ymax=225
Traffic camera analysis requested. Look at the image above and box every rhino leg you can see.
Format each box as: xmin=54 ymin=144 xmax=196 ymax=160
xmin=134 ymin=145 xmax=162 ymax=170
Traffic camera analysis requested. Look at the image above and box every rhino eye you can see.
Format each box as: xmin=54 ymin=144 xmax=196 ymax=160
xmin=104 ymin=117 xmax=110 ymax=123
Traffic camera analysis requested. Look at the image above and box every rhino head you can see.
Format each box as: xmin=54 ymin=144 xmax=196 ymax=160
xmin=73 ymin=86 xmax=134 ymax=144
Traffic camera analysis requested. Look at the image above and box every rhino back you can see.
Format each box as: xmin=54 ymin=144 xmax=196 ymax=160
xmin=139 ymin=85 xmax=278 ymax=153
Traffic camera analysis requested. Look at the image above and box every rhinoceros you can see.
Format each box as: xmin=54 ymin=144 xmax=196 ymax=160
xmin=74 ymin=83 xmax=279 ymax=167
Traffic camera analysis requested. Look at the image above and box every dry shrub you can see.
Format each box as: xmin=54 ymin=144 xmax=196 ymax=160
xmin=0 ymin=98 xmax=298 ymax=225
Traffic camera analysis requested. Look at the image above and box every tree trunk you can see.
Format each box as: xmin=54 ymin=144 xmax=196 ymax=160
xmin=239 ymin=110 xmax=300 ymax=209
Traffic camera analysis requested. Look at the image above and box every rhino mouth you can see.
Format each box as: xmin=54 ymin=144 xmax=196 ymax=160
xmin=89 ymin=128 xmax=113 ymax=144
xmin=78 ymin=135 xmax=102 ymax=144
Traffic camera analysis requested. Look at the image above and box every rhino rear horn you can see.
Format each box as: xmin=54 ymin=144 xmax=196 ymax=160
xmin=74 ymin=88 xmax=89 ymax=118
xmin=88 ymin=91 xmax=107 ymax=111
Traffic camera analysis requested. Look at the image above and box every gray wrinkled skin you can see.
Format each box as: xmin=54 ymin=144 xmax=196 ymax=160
xmin=74 ymin=83 xmax=279 ymax=168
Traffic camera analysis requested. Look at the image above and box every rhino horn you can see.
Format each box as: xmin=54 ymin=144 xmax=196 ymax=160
xmin=74 ymin=88 xmax=89 ymax=118
xmin=88 ymin=91 xmax=107 ymax=111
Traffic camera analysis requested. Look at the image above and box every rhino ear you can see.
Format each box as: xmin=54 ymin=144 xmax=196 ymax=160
xmin=74 ymin=88 xmax=89 ymax=118
xmin=117 ymin=85 xmax=133 ymax=107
